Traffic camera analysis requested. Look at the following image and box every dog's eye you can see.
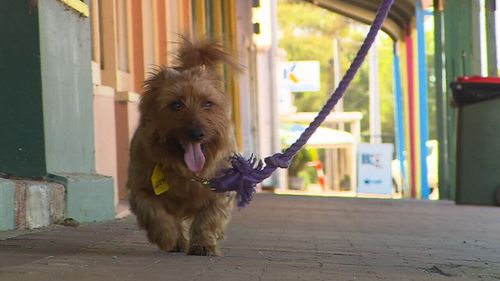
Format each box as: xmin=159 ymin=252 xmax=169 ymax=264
xmin=203 ymin=101 xmax=214 ymax=109
xmin=170 ymin=101 xmax=184 ymax=111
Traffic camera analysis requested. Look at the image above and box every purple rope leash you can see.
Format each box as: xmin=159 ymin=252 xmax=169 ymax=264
xmin=211 ymin=0 xmax=394 ymax=207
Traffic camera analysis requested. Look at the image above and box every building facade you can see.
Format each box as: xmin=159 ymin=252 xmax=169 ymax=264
xmin=0 ymin=0 xmax=258 ymax=231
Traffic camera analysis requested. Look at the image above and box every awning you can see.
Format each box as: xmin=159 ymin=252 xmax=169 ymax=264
xmin=305 ymin=0 xmax=416 ymax=40
xmin=280 ymin=123 xmax=354 ymax=148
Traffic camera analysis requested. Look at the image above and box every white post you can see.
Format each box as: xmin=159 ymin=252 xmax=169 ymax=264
xmin=369 ymin=40 xmax=382 ymax=144
xmin=269 ymin=0 xmax=282 ymax=188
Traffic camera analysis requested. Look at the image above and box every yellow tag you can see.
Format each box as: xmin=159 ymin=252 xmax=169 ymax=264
xmin=151 ymin=164 xmax=170 ymax=195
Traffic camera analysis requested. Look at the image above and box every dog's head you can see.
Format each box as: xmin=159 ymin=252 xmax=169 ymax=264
xmin=139 ymin=38 xmax=240 ymax=174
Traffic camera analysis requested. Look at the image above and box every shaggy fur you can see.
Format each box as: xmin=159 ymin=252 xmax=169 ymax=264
xmin=127 ymin=38 xmax=239 ymax=256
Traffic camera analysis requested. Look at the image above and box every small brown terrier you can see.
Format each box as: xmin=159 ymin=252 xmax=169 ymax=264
xmin=127 ymin=38 xmax=239 ymax=256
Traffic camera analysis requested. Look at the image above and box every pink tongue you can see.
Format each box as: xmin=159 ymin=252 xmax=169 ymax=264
xmin=183 ymin=142 xmax=205 ymax=172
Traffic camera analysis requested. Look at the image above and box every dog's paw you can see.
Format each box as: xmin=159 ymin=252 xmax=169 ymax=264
xmin=169 ymin=245 xmax=184 ymax=253
xmin=155 ymin=239 xmax=176 ymax=252
xmin=169 ymin=237 xmax=189 ymax=253
xmin=147 ymin=231 xmax=176 ymax=252
xmin=187 ymin=245 xmax=221 ymax=256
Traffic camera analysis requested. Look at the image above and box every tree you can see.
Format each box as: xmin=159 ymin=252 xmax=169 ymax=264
xmin=277 ymin=0 xmax=395 ymax=142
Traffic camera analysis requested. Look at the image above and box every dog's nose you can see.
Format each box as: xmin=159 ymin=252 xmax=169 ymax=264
xmin=188 ymin=128 xmax=204 ymax=141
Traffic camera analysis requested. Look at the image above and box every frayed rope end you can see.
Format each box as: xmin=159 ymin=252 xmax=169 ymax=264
xmin=209 ymin=153 xmax=287 ymax=208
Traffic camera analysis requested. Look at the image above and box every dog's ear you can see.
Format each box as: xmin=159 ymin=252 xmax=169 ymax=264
xmin=175 ymin=37 xmax=242 ymax=72
xmin=139 ymin=67 xmax=180 ymax=120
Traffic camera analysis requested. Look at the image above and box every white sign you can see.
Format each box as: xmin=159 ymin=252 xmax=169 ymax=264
xmin=277 ymin=86 xmax=295 ymax=114
xmin=278 ymin=61 xmax=320 ymax=92
xmin=357 ymin=143 xmax=393 ymax=196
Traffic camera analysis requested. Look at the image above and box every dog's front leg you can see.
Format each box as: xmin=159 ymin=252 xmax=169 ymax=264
xmin=188 ymin=197 xmax=232 ymax=256
xmin=169 ymin=218 xmax=189 ymax=253
xmin=129 ymin=189 xmax=178 ymax=251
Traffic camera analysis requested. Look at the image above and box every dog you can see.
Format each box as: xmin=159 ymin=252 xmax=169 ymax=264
xmin=127 ymin=38 xmax=240 ymax=256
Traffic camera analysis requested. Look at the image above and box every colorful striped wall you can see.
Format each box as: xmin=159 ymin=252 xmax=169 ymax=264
xmin=393 ymin=3 xmax=431 ymax=199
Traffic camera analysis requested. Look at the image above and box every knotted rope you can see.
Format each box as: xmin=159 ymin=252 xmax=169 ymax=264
xmin=211 ymin=0 xmax=394 ymax=207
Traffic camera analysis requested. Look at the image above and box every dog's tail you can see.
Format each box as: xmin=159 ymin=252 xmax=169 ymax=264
xmin=175 ymin=37 xmax=241 ymax=71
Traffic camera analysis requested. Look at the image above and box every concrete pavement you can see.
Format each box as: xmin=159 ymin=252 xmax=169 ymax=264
xmin=0 ymin=193 xmax=499 ymax=281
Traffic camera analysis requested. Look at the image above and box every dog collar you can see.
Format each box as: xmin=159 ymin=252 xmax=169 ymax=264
xmin=190 ymin=175 xmax=214 ymax=190
xmin=151 ymin=164 xmax=213 ymax=195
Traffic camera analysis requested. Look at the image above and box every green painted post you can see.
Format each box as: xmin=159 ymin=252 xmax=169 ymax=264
xmin=433 ymin=1 xmax=449 ymax=199
xmin=443 ymin=2 xmax=460 ymax=201
xmin=0 ymin=0 xmax=96 ymax=176
xmin=443 ymin=0 xmax=483 ymax=200
xmin=0 ymin=0 xmax=115 ymax=223
xmin=0 ymin=0 xmax=47 ymax=177
xmin=485 ymin=0 xmax=498 ymax=76
xmin=38 ymin=0 xmax=96 ymax=173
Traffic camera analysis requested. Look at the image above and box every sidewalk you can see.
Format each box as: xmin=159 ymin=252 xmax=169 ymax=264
xmin=0 ymin=193 xmax=499 ymax=281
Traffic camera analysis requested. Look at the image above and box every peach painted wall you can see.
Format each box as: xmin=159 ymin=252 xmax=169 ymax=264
xmin=94 ymin=85 xmax=118 ymax=205
xmin=115 ymin=92 xmax=140 ymax=200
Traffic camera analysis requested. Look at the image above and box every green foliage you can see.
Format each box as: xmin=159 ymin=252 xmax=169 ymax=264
xmin=277 ymin=0 xmax=349 ymax=112
xmin=277 ymin=0 xmax=396 ymax=143
xmin=289 ymin=148 xmax=319 ymax=186
xmin=288 ymin=148 xmax=312 ymax=177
